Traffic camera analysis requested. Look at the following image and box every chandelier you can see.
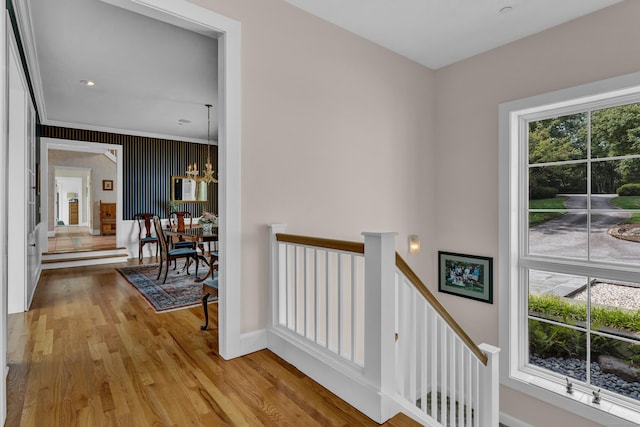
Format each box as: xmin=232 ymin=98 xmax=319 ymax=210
xmin=186 ymin=103 xmax=217 ymax=184
xmin=201 ymin=104 xmax=217 ymax=184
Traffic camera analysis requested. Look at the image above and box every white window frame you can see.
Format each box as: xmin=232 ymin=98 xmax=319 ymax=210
xmin=499 ymin=71 xmax=640 ymax=426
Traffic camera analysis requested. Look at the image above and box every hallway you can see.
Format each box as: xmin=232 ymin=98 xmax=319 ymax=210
xmin=6 ymin=262 xmax=420 ymax=426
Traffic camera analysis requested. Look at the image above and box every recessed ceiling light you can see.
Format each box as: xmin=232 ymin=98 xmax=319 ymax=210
xmin=499 ymin=6 xmax=513 ymax=14
xmin=80 ymin=79 xmax=95 ymax=86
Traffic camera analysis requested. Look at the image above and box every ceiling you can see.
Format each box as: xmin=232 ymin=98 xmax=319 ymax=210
xmin=284 ymin=0 xmax=623 ymax=69
xmin=20 ymin=0 xmax=219 ymax=144
xmin=18 ymin=0 xmax=623 ymax=143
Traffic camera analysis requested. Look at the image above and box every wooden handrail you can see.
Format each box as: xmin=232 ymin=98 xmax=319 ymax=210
xmin=275 ymin=232 xmax=488 ymax=366
xmin=276 ymin=233 xmax=365 ymax=254
xmin=395 ymin=254 xmax=488 ymax=365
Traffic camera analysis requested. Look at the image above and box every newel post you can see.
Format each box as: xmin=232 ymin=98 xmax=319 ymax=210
xmin=269 ymin=224 xmax=287 ymax=328
xmin=362 ymin=232 xmax=398 ymax=422
xmin=478 ymin=343 xmax=500 ymax=427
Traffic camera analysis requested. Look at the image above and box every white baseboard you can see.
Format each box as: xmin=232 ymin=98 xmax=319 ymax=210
xmin=47 ymin=230 xmax=55 ymax=237
xmin=26 ymin=266 xmax=41 ymax=310
xmin=267 ymin=328 xmax=392 ymax=424
xmin=240 ymin=329 xmax=267 ymax=355
xmin=500 ymin=412 xmax=534 ymax=427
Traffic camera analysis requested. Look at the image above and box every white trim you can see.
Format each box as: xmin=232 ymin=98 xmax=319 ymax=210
xmin=240 ymin=329 xmax=268 ymax=355
xmin=105 ymin=0 xmax=243 ymax=360
xmin=267 ymin=328 xmax=388 ymax=423
xmin=213 ymin=19 xmax=242 ymax=360
xmin=11 ymin=0 xmax=46 ymax=122
xmin=500 ymin=412 xmax=534 ymax=427
xmin=53 ymin=166 xmax=93 ymax=171
xmin=0 ymin=10 xmax=8 ymax=425
xmin=7 ymin=17 xmax=32 ymax=315
xmin=499 ymin=71 xmax=640 ymax=427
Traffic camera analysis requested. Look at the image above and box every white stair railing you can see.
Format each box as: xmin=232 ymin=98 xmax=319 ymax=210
xmin=273 ymin=230 xmax=366 ymax=366
xmin=268 ymin=225 xmax=499 ymax=426
xmin=394 ymin=259 xmax=500 ymax=426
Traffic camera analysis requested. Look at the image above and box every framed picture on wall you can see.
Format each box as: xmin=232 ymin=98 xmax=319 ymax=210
xmin=438 ymin=251 xmax=493 ymax=304
xmin=103 ymin=179 xmax=113 ymax=191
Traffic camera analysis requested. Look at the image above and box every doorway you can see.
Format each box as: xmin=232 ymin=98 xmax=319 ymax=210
xmin=48 ymin=169 xmax=115 ymax=253
xmin=56 ymin=176 xmax=83 ymax=226
xmin=100 ymin=0 xmax=242 ymax=360
xmin=42 ymin=139 xmax=123 ymax=254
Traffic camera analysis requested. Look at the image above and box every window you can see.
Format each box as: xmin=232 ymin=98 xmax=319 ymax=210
xmin=500 ymin=73 xmax=640 ymax=425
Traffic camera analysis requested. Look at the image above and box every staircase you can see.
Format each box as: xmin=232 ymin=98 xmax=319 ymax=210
xmin=267 ymin=225 xmax=500 ymax=426
xmin=41 ymin=247 xmax=129 ymax=269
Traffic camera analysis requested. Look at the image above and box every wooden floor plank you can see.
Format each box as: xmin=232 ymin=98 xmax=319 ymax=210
xmin=7 ymin=261 xmax=421 ymax=427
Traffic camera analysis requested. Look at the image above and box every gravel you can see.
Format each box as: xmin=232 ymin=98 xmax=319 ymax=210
xmin=534 ymin=283 xmax=640 ymax=401
xmin=530 ymin=355 xmax=640 ymax=400
xmin=571 ymin=282 xmax=640 ymax=311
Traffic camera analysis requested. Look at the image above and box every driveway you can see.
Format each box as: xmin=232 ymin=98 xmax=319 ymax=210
xmin=528 ymin=194 xmax=640 ymax=263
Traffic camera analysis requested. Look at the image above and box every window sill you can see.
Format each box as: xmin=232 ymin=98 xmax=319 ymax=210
xmin=502 ymin=369 xmax=640 ymax=426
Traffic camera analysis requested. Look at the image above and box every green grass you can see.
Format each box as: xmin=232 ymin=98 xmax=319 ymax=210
xmin=529 ymin=196 xmax=568 ymax=226
xmin=611 ymin=196 xmax=640 ymax=224
xmin=529 ymin=293 xmax=640 ymax=332
xmin=529 ymin=197 xmax=568 ymax=210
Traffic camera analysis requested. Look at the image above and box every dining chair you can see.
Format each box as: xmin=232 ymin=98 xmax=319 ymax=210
xmin=153 ymin=216 xmax=199 ymax=284
xmin=134 ymin=213 xmax=159 ymax=262
xmin=169 ymin=211 xmax=196 ymax=271
xmin=169 ymin=210 xmax=195 ymax=246
xmin=200 ymin=252 xmax=219 ymax=330
xmin=170 ymin=211 xmax=192 ymax=233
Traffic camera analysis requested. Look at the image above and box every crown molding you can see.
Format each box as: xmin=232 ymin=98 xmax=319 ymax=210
xmin=42 ymin=119 xmax=218 ymax=146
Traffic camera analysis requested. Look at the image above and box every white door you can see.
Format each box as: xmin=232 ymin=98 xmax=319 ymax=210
xmin=26 ymin=100 xmax=37 ymax=293
xmin=7 ymin=19 xmax=36 ymax=314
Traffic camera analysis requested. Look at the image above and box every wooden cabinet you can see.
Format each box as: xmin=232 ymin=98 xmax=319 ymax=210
xmin=68 ymin=200 xmax=78 ymax=225
xmin=101 ymin=220 xmax=116 ymax=235
xmin=100 ymin=201 xmax=116 ymax=235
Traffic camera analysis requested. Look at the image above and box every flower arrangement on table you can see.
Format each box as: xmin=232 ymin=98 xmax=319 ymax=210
xmin=199 ymin=211 xmax=218 ymax=232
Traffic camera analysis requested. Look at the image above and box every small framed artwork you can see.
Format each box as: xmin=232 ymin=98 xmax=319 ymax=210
xmin=438 ymin=251 xmax=493 ymax=304
xmin=102 ymin=179 xmax=114 ymax=191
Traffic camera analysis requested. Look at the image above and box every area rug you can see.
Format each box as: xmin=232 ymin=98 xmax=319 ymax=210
xmin=116 ymin=261 xmax=217 ymax=313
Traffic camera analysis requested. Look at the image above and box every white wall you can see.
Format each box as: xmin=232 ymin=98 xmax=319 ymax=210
xmin=200 ymin=0 xmax=640 ymax=425
xmin=433 ymin=2 xmax=640 ymax=426
xmin=197 ymin=2 xmax=640 ymax=424
xmin=197 ymin=0 xmax=438 ymax=334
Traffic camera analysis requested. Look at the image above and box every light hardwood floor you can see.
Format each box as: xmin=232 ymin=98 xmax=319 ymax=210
xmin=47 ymin=226 xmax=116 ymax=253
xmin=6 ymin=261 xmax=420 ymax=426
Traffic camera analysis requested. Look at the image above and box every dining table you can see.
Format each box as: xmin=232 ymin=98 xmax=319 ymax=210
xmin=165 ymin=225 xmax=218 ymax=282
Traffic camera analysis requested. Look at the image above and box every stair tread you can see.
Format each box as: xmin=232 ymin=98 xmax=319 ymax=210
xmin=42 ymin=253 xmax=128 ymax=264
xmin=42 ymin=247 xmax=127 ymax=256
